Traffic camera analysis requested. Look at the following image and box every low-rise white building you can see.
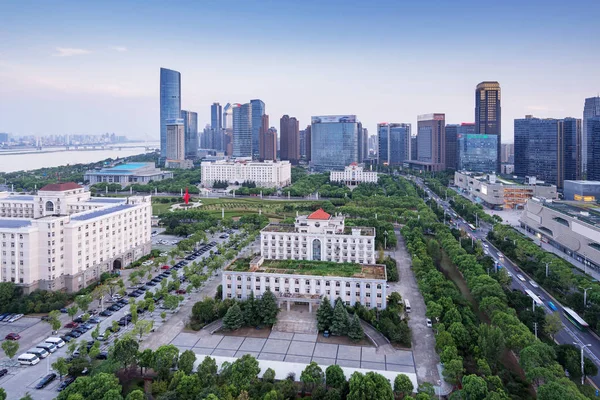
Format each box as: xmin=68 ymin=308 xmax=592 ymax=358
xmin=261 ymin=209 xmax=376 ymax=264
xmin=330 ymin=163 xmax=378 ymax=186
xmin=201 ymin=159 xmax=291 ymax=188
xmin=0 ymin=182 xmax=151 ymax=293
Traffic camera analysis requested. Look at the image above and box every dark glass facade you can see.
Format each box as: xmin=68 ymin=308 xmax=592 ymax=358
xmin=457 ymin=134 xmax=498 ymax=173
xmin=159 ymin=68 xmax=181 ymax=158
xmin=475 ymin=81 xmax=501 ymax=172
xmin=181 ymin=110 xmax=198 ymax=159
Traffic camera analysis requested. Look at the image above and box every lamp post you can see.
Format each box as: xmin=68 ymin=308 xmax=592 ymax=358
xmin=573 ymin=342 xmax=592 ymax=385
xmin=580 ymin=287 xmax=592 ymax=308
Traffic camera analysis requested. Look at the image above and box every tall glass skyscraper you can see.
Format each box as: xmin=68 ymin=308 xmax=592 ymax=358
xmin=181 ymin=110 xmax=198 ymax=159
xmin=475 ymin=81 xmax=501 ymax=172
xmin=311 ymin=115 xmax=360 ymax=171
xmin=250 ymin=99 xmax=265 ymax=158
xmin=457 ymin=134 xmax=498 ymax=173
xmin=377 ymin=123 xmax=410 ymax=166
xmin=159 ymin=68 xmax=181 ymax=158
xmin=233 ymin=103 xmax=252 ymax=158
xmin=583 ymin=96 xmax=600 ymax=175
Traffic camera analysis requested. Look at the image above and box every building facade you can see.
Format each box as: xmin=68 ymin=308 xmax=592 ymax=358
xmin=84 ymin=163 xmax=173 ymax=188
xmin=166 ymin=118 xmax=185 ymax=162
xmin=251 ymin=99 xmax=265 ymax=158
xmin=311 ymin=115 xmax=360 ymax=172
xmin=201 ymin=160 xmax=291 ymax=188
xmin=475 ymin=81 xmax=501 ymax=172
xmin=159 ymin=68 xmax=181 ymax=158
xmin=181 ymin=110 xmax=198 ymax=159
xmin=233 ymin=103 xmax=251 ymax=158
xmin=415 ymin=113 xmax=445 ymax=172
xmin=377 ymin=123 xmax=410 ymax=166
xmin=0 ymin=183 xmax=151 ymax=293
xmin=457 ymin=133 xmax=498 ymax=173
xmin=280 ymin=115 xmax=300 ymax=164
xmin=330 ymin=163 xmax=378 ymax=186
xmin=583 ymin=96 xmax=600 ymax=175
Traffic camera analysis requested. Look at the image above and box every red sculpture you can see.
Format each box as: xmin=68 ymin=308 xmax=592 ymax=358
xmin=183 ymin=187 xmax=190 ymax=205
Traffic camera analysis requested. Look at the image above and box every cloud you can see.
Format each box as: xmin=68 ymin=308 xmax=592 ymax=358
xmin=53 ymin=47 xmax=92 ymax=57
xmin=110 ymin=46 xmax=128 ymax=52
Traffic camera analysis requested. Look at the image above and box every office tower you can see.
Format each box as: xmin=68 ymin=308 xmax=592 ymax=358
xmin=211 ymin=103 xmax=223 ymax=151
xmin=259 ymin=115 xmax=276 ymax=161
xmin=233 ymin=103 xmax=251 ymax=158
xmin=251 ymin=99 xmax=265 ymax=158
xmin=475 ymin=81 xmax=501 ymax=172
xmin=377 ymin=123 xmax=411 ymax=166
xmin=280 ymin=115 xmax=300 ymax=164
xmin=457 ymin=134 xmax=498 ymax=173
xmin=305 ymin=125 xmax=311 ymax=162
xmin=583 ymin=96 xmax=600 ymax=175
xmin=501 ymin=143 xmax=514 ymax=163
xmin=586 ymin=117 xmax=600 ymax=181
xmin=416 ymin=114 xmax=446 ymax=171
xmin=180 ymin=110 xmax=198 ymax=159
xmin=166 ymin=119 xmax=185 ymax=161
xmin=514 ymin=116 xmax=581 ymax=188
xmin=159 ymin=68 xmax=181 ymax=157
xmin=311 ymin=115 xmax=360 ymax=171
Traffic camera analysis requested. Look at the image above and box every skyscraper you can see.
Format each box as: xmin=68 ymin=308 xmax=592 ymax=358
xmin=475 ymin=81 xmax=501 ymax=172
xmin=311 ymin=115 xmax=360 ymax=171
xmin=377 ymin=123 xmax=411 ymax=166
xmin=588 ymin=117 xmax=600 ymax=181
xmin=416 ymin=113 xmax=446 ymax=172
xmin=159 ymin=68 xmax=181 ymax=158
xmin=180 ymin=110 xmax=198 ymax=158
xmin=233 ymin=103 xmax=252 ymax=158
xmin=583 ymin=96 xmax=600 ymax=175
xmin=211 ymin=103 xmax=223 ymax=151
xmin=280 ymin=115 xmax=300 ymax=164
xmin=166 ymin=118 xmax=185 ymax=161
xmin=514 ymin=116 xmax=581 ymax=188
xmin=251 ymin=99 xmax=265 ymax=158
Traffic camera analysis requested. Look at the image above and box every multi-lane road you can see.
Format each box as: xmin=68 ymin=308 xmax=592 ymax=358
xmin=409 ymin=176 xmax=600 ymax=387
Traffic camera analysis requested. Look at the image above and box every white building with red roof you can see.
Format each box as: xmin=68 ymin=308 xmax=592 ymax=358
xmin=330 ymin=163 xmax=378 ymax=186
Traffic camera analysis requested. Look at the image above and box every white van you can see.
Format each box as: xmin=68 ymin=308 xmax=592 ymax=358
xmin=404 ymin=299 xmax=411 ymax=313
xmin=36 ymin=342 xmax=57 ymax=353
xmin=18 ymin=353 xmax=40 ymax=366
xmin=45 ymin=337 xmax=65 ymax=348
xmin=27 ymin=347 xmax=49 ymax=359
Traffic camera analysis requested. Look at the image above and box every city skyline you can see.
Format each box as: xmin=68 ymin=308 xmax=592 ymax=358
xmin=1 ymin=1 xmax=599 ymax=142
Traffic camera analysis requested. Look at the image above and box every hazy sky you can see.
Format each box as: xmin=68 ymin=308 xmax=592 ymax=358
xmin=1 ymin=0 xmax=599 ymax=143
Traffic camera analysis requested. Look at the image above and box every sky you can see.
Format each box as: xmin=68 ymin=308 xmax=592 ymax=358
xmin=1 ymin=0 xmax=599 ymax=143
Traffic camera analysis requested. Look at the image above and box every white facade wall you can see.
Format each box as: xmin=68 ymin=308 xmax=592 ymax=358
xmin=222 ymin=270 xmax=387 ymax=309
xmin=201 ymin=160 xmax=291 ymax=188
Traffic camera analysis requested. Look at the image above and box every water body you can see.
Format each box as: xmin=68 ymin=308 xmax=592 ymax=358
xmin=0 ymin=143 xmax=159 ymax=173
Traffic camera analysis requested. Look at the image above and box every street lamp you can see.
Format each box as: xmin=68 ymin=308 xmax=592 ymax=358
xmin=573 ymin=342 xmax=592 ymax=385
xmin=580 ymin=287 xmax=592 ymax=308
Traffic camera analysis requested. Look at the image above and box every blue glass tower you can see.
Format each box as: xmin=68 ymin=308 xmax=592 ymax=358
xmin=251 ymin=99 xmax=265 ymax=158
xmin=160 ymin=68 xmax=181 ymax=158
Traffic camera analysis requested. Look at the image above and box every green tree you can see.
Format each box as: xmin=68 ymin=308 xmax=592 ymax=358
xmin=154 ymin=344 xmax=180 ymax=380
xmin=178 ymin=349 xmax=197 ymax=375
xmin=259 ymin=288 xmax=279 ymax=326
xmin=544 ymin=313 xmax=562 ymax=339
xmin=57 ymin=372 xmax=123 ymax=400
xmin=347 ymin=371 xmax=394 ymax=400
xmin=52 ymin=357 xmax=70 ymax=380
xmin=300 ymin=361 xmax=324 ymax=392
xmin=223 ymin=303 xmax=244 ymax=331
xmin=393 ymin=374 xmax=414 ymax=398
xmin=111 ymin=336 xmax=139 ymax=369
xmin=316 ymin=297 xmax=333 ymax=331
xmin=331 ymin=299 xmax=349 ymax=336
xmin=1 ymin=340 xmax=19 ymax=360
xmin=68 ymin=306 xmax=78 ymax=321
xmin=347 ymin=313 xmax=364 ymax=342
xmin=325 ymin=364 xmax=345 ymax=390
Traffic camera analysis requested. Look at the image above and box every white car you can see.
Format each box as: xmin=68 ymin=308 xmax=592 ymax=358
xmin=426 ymin=318 xmax=433 ymax=328
xmin=8 ymin=313 xmax=24 ymax=323
xmin=529 ymin=280 xmax=539 ymax=288
xmin=517 ymin=274 xmax=526 ymax=282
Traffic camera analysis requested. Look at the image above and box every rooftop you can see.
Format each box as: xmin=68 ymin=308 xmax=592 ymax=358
xmin=226 ymin=258 xmax=386 ymax=280
xmin=39 ymin=182 xmax=82 ymax=192
xmin=0 ymin=219 xmax=32 ymax=229
xmin=71 ymin=204 xmax=135 ymax=221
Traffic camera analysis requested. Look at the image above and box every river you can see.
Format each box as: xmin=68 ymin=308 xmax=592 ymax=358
xmin=0 ymin=143 xmax=159 ymax=173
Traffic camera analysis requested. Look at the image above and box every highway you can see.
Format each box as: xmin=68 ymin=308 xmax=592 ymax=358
xmin=408 ymin=176 xmax=600 ymax=387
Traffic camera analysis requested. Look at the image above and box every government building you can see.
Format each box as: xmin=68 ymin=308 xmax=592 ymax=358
xmin=222 ymin=209 xmax=387 ymax=310
xmin=330 ymin=163 xmax=378 ymax=187
xmin=0 ymin=183 xmax=152 ymax=293
xmin=200 ymin=159 xmax=291 ymax=188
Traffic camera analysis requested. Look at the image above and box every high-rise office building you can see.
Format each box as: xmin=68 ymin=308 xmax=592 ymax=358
xmin=211 ymin=103 xmax=223 ymax=151
xmin=233 ymin=103 xmax=251 ymax=158
xmin=280 ymin=115 xmax=300 ymax=164
xmin=514 ymin=116 xmax=581 ymax=188
xmin=251 ymin=99 xmax=265 ymax=158
xmin=166 ymin=119 xmax=185 ymax=161
xmin=180 ymin=110 xmax=198 ymax=159
xmin=457 ymin=134 xmax=498 ymax=173
xmin=159 ymin=68 xmax=181 ymax=158
xmin=377 ymin=123 xmax=411 ymax=166
xmin=416 ymin=113 xmax=446 ymax=171
xmin=311 ymin=115 xmax=360 ymax=171
xmin=583 ymin=96 xmax=600 ymax=175
xmin=475 ymin=81 xmax=501 ymax=172
xmin=586 ymin=117 xmax=600 ymax=181
xmin=259 ymin=115 xmax=277 ymax=161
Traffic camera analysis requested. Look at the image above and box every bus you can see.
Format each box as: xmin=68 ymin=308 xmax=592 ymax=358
xmin=468 ymin=223 xmax=477 ymax=231
xmin=563 ymin=307 xmax=589 ymax=332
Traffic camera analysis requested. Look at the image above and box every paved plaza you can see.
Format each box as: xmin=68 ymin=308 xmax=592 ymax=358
xmin=170 ymin=330 xmax=416 ymax=374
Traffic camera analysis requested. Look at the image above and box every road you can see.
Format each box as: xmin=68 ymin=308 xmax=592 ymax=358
xmin=408 ymin=175 xmax=600 ymax=387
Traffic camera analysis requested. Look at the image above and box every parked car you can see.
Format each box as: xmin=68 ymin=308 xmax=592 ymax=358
xmin=35 ymin=373 xmax=57 ymax=389
xmin=5 ymin=333 xmax=21 ymax=340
